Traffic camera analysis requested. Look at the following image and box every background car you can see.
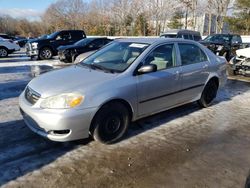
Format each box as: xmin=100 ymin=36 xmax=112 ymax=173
xmin=58 ymin=37 xmax=113 ymax=63
xmin=0 ymin=33 xmax=16 ymax=40
xmin=19 ymin=38 xmax=227 ymax=144
xmin=26 ymin=30 xmax=86 ymax=60
xmin=160 ymin=29 xmax=202 ymax=41
xmin=228 ymin=47 xmax=250 ymax=76
xmin=0 ymin=36 xmax=20 ymax=57
xmin=200 ymin=34 xmax=242 ymax=61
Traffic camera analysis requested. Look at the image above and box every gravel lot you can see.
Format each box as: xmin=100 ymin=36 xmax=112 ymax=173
xmin=0 ymin=52 xmax=250 ymax=188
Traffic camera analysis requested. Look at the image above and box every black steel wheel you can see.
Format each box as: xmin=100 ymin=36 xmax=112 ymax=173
xmin=91 ymin=102 xmax=130 ymax=144
xmin=198 ymin=80 xmax=218 ymax=108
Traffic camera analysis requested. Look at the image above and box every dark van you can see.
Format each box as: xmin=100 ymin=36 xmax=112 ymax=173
xmin=160 ymin=29 xmax=202 ymax=41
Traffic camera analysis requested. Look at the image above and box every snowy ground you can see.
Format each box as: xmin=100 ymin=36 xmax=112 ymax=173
xmin=0 ymin=51 xmax=250 ymax=188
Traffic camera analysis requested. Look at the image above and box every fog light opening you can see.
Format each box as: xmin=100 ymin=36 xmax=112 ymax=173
xmin=51 ymin=130 xmax=70 ymax=135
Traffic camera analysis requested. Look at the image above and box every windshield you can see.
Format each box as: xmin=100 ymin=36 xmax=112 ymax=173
xmin=39 ymin=34 xmax=48 ymax=39
xmin=204 ymin=35 xmax=230 ymax=43
xmin=80 ymin=41 xmax=149 ymax=73
xmin=47 ymin=31 xmax=60 ymax=39
xmin=75 ymin=38 xmax=93 ymax=46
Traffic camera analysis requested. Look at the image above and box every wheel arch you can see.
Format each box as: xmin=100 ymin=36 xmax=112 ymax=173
xmin=205 ymin=73 xmax=219 ymax=88
xmin=89 ymin=98 xmax=134 ymax=134
xmin=0 ymin=46 xmax=8 ymax=50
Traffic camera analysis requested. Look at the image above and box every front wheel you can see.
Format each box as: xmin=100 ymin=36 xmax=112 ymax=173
xmin=0 ymin=47 xmax=8 ymax=58
xmin=198 ymin=80 xmax=218 ymax=108
xmin=39 ymin=47 xmax=53 ymax=60
xmin=91 ymin=102 xmax=130 ymax=144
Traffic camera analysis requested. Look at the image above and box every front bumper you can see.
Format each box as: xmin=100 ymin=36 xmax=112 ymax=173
xmin=19 ymin=91 xmax=97 ymax=142
xmin=58 ymin=51 xmax=72 ymax=63
xmin=26 ymin=49 xmax=38 ymax=57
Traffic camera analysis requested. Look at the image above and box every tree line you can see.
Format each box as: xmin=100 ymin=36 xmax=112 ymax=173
xmin=0 ymin=0 xmax=249 ymax=38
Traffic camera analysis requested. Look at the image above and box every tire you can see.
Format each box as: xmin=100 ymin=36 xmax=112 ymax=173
xmin=91 ymin=102 xmax=130 ymax=144
xmin=39 ymin=47 xmax=53 ymax=60
xmin=198 ymin=80 xmax=218 ymax=108
xmin=0 ymin=47 xmax=8 ymax=58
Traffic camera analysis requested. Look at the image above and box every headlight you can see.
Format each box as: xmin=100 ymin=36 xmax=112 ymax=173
xmin=31 ymin=42 xmax=38 ymax=49
xmin=40 ymin=93 xmax=84 ymax=109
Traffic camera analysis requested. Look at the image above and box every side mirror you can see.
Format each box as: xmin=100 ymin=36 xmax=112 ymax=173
xmin=137 ymin=64 xmax=157 ymax=74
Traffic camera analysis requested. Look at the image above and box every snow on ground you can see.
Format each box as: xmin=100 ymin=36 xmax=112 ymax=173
xmin=0 ymin=51 xmax=250 ymax=187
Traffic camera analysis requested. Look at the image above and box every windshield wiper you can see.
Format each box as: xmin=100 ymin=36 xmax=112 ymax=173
xmin=90 ymin=63 xmax=116 ymax=73
xmin=78 ymin=63 xmax=119 ymax=73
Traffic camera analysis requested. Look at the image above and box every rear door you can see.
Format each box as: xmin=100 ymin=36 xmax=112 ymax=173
xmin=177 ymin=43 xmax=210 ymax=102
xmin=136 ymin=43 xmax=182 ymax=116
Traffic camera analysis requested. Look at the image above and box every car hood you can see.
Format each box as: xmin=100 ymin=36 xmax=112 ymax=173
xmin=28 ymin=65 xmax=117 ymax=98
xmin=236 ymin=47 xmax=250 ymax=58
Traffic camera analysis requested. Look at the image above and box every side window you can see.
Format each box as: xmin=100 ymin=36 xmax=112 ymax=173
xmin=189 ymin=34 xmax=194 ymax=40
xmin=56 ymin=32 xmax=71 ymax=40
xmin=178 ymin=43 xmax=208 ymax=66
xmin=145 ymin=44 xmax=176 ymax=71
xmin=183 ymin=34 xmax=189 ymax=39
xmin=232 ymin=35 xmax=242 ymax=43
xmin=62 ymin=32 xmax=71 ymax=40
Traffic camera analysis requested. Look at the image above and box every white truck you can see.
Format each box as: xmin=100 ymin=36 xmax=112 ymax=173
xmin=0 ymin=37 xmax=20 ymax=57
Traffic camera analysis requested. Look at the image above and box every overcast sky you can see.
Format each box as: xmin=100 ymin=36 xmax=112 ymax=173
xmin=0 ymin=0 xmax=56 ymax=20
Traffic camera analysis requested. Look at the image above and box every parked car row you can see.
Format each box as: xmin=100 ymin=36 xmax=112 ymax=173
xmin=1 ymin=29 xmax=249 ymax=78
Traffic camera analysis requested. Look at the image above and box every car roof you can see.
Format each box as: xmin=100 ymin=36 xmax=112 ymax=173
xmin=161 ymin=29 xmax=201 ymax=35
xmin=114 ymin=37 xmax=196 ymax=45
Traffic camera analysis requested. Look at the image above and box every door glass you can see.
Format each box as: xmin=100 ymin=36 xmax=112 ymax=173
xmin=183 ymin=34 xmax=189 ymax=39
xmin=178 ymin=43 xmax=208 ymax=65
xmin=145 ymin=44 xmax=176 ymax=70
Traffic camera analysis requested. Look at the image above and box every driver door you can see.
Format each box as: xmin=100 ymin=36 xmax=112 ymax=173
xmin=136 ymin=43 xmax=182 ymax=117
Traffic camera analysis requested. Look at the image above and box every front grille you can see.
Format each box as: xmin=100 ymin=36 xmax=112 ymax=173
xmin=25 ymin=87 xmax=41 ymax=105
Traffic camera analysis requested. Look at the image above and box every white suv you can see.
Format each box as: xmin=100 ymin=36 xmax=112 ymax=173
xmin=0 ymin=37 xmax=20 ymax=57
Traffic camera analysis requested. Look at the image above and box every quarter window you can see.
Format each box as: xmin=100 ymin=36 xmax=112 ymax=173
xmin=145 ymin=44 xmax=176 ymax=70
xmin=178 ymin=43 xmax=208 ymax=65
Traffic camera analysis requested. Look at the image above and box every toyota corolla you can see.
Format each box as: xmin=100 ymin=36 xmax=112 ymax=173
xmin=19 ymin=38 xmax=227 ymax=144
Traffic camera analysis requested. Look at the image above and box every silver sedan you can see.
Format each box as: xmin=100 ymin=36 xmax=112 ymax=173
xmin=19 ymin=38 xmax=227 ymax=144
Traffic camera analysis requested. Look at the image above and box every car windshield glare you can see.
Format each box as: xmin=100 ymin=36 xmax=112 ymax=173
xmin=80 ymin=41 xmax=149 ymax=73
xmin=75 ymin=38 xmax=92 ymax=46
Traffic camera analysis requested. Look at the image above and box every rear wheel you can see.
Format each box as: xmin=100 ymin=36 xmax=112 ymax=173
xmin=39 ymin=47 xmax=53 ymax=60
xmin=0 ymin=47 xmax=8 ymax=58
xmin=91 ymin=102 xmax=130 ymax=144
xmin=198 ymin=80 xmax=218 ymax=108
